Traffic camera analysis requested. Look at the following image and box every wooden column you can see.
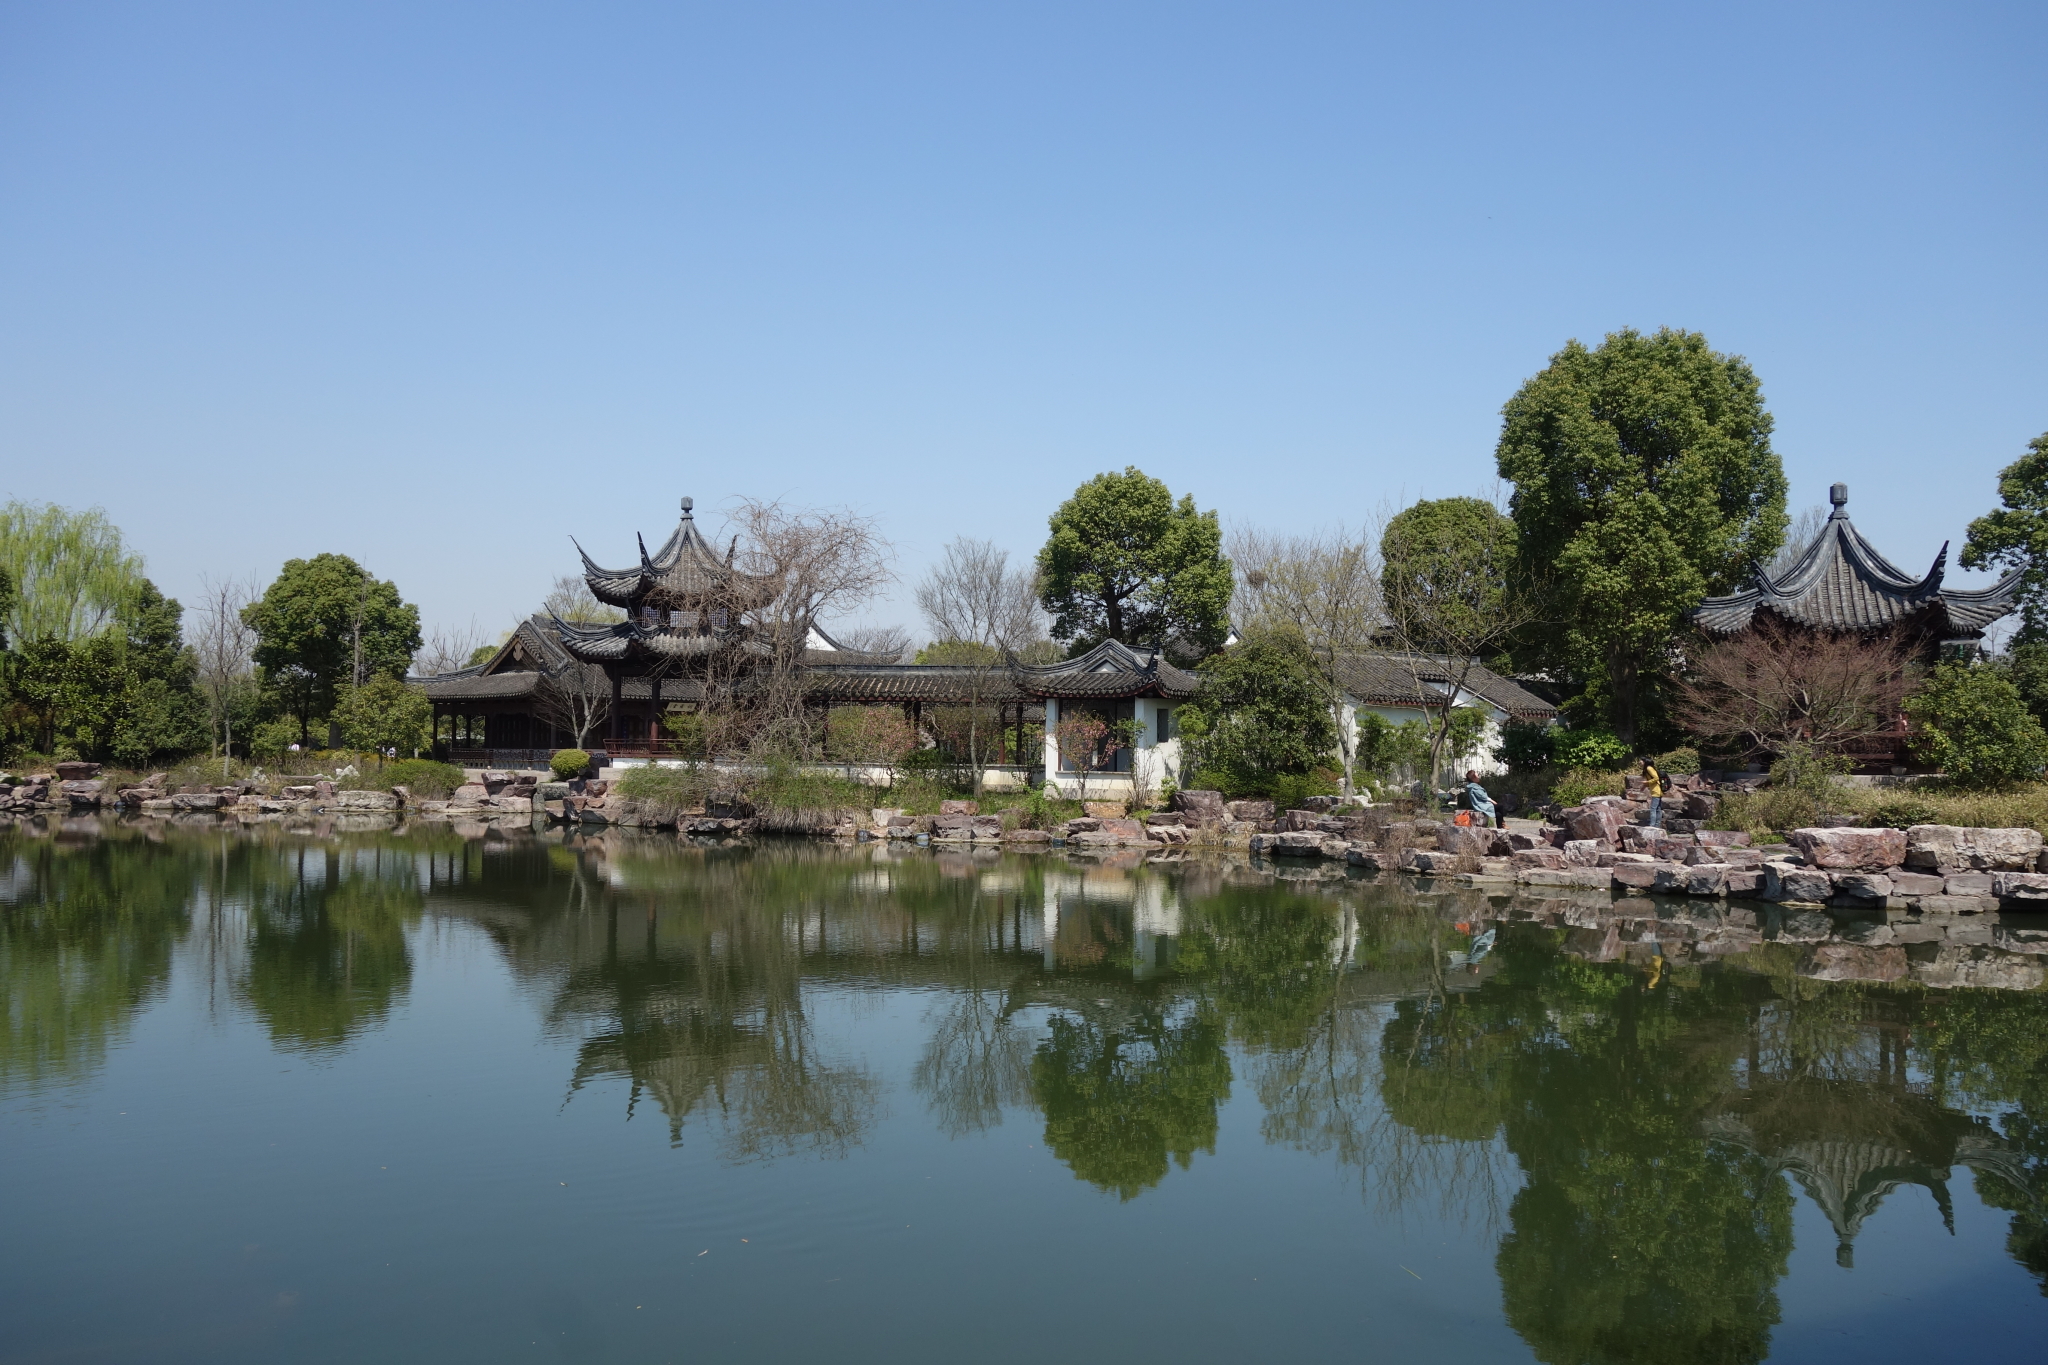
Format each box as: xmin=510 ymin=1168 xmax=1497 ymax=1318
xmin=609 ymin=669 xmax=624 ymax=742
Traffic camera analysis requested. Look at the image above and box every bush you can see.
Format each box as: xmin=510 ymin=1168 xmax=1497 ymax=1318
xmin=1269 ymin=770 xmax=1340 ymax=813
xmin=550 ymin=748 xmax=591 ymax=780
xmin=1550 ymin=766 xmax=1626 ymax=807
xmin=370 ymin=758 xmax=465 ymax=798
xmin=1863 ymin=796 xmax=1941 ymax=830
xmin=613 ymin=763 xmax=710 ymax=806
xmin=1653 ymin=746 xmax=1701 ymax=775
xmin=1906 ymin=662 xmax=2048 ymax=790
xmin=1495 ymin=720 xmax=1556 ymax=772
xmin=1552 ymin=727 xmax=1630 ymax=769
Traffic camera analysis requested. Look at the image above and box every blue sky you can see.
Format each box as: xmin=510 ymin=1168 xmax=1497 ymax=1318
xmin=2 ymin=1 xmax=2043 ymax=647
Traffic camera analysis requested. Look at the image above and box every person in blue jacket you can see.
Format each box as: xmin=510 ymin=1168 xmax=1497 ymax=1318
xmin=1463 ymin=770 xmax=1498 ymax=828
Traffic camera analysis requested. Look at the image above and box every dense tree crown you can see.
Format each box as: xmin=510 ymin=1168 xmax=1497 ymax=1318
xmin=1379 ymin=497 xmax=1517 ymax=651
xmin=1496 ymin=327 xmax=1786 ymax=742
xmin=1963 ymin=431 xmax=2048 ymax=643
xmin=0 ymin=502 xmax=147 ymax=645
xmin=243 ymin=554 xmax=422 ymax=746
xmin=1036 ymin=468 xmax=1232 ymax=655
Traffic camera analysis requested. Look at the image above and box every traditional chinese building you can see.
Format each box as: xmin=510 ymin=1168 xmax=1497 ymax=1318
xmin=1691 ymin=483 xmax=2021 ymax=659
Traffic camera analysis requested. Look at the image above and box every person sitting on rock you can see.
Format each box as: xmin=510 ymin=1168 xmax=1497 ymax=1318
xmin=1462 ymin=770 xmax=1498 ymax=828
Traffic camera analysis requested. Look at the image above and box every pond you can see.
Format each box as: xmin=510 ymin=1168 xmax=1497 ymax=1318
xmin=3 ymin=818 xmax=2046 ymax=1364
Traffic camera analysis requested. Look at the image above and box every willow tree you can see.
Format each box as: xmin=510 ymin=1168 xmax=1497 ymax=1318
xmin=1496 ymin=328 xmax=1786 ymax=743
xmin=0 ymin=502 xmax=146 ymax=645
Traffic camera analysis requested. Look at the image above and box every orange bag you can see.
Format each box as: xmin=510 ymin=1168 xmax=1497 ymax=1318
xmin=1453 ymin=811 xmax=1473 ymax=827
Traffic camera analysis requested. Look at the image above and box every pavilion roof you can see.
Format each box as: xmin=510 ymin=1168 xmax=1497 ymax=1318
xmin=575 ymin=497 xmax=781 ymax=611
xmin=1692 ymin=483 xmax=2021 ymax=639
xmin=1336 ymin=652 xmax=1557 ymax=720
xmin=1009 ymin=639 xmax=1200 ymax=700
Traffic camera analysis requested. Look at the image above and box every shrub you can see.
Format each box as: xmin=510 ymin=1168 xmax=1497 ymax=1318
xmin=1906 ymin=662 xmax=2048 ymax=790
xmin=1552 ymin=727 xmax=1630 ymax=769
xmin=1863 ymin=796 xmax=1941 ymax=830
xmin=614 ymin=763 xmax=710 ymax=806
xmin=1550 ymin=766 xmax=1626 ymax=807
xmin=1653 ymin=746 xmax=1701 ymax=775
xmin=1495 ymin=720 xmax=1556 ymax=772
xmin=1269 ymin=770 xmax=1340 ymax=813
xmin=371 ymin=758 xmax=465 ymax=798
xmin=550 ymin=748 xmax=591 ymax=780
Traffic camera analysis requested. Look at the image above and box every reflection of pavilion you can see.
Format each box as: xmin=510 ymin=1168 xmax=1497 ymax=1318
xmin=1704 ymin=1079 xmax=2021 ymax=1267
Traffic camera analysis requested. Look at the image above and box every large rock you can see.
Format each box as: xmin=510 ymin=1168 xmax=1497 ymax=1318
xmin=1990 ymin=872 xmax=2048 ymax=901
xmin=335 ymin=790 xmax=399 ymax=812
xmin=53 ymin=761 xmax=101 ymax=781
xmin=450 ymin=783 xmax=490 ymax=805
xmin=1562 ymin=839 xmax=1608 ymax=868
xmin=1279 ymin=809 xmax=1322 ymax=832
xmin=1889 ymin=871 xmax=1945 ymax=896
xmin=1830 ymin=871 xmax=1894 ymax=902
xmin=1562 ymin=805 xmax=1625 ymax=844
xmin=1347 ymin=847 xmax=1392 ymax=870
xmin=1684 ymin=864 xmax=1730 ymax=896
xmin=1904 ymin=825 xmax=2044 ymax=872
xmin=1098 ymin=818 xmax=1148 ymax=840
xmin=1438 ymin=824 xmax=1494 ymax=857
xmin=1227 ymin=799 xmax=1274 ymax=823
xmin=171 ymin=792 xmax=227 ymax=811
xmin=1696 ymin=829 xmax=1752 ymax=849
xmin=1762 ymin=864 xmax=1833 ymax=903
xmin=1787 ymin=827 xmax=1907 ymax=870
xmin=871 ymin=807 xmax=906 ymax=828
xmin=1171 ymin=790 xmax=1227 ymax=826
xmin=939 ymin=799 xmax=979 ymax=816
xmin=1610 ymin=860 xmax=1675 ymax=890
xmin=1681 ymin=790 xmax=1720 ymax=820
xmin=60 ymin=780 xmax=106 ymax=807
xmin=1517 ymin=867 xmax=1611 ymax=889
xmin=1945 ymin=872 xmax=1995 ymax=896
xmin=1512 ymin=847 xmax=1566 ymax=871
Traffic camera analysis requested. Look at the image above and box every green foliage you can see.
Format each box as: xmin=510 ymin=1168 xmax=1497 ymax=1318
xmin=464 ymin=643 xmax=498 ymax=667
xmin=1177 ymin=633 xmax=1337 ymax=797
xmin=331 ymin=676 xmax=433 ymax=757
xmin=1551 ymin=726 xmax=1629 ymax=769
xmin=1653 ymin=745 xmax=1701 ymax=774
xmin=364 ymin=758 xmax=465 ymax=798
xmin=0 ymin=501 xmax=147 ymax=645
xmin=1035 ymin=467 xmax=1232 ymax=653
xmin=247 ymin=715 xmax=306 ymax=759
xmin=1495 ymin=719 xmax=1555 ymax=772
xmin=0 ymin=578 xmax=207 ymax=763
xmin=1994 ymin=641 xmax=2048 ymax=732
xmin=1906 ymin=662 xmax=2048 ymax=789
xmin=1496 ymin=327 xmax=1786 ymax=740
xmin=1267 ymin=770 xmax=1340 ymax=812
xmin=659 ymin=711 xmax=710 ymax=758
xmin=613 ymin=762 xmax=712 ymax=806
xmin=1709 ymin=742 xmax=1853 ymax=835
xmin=1963 ymin=432 xmax=2048 ymax=642
xmin=1354 ymin=710 xmax=1431 ymax=793
xmin=243 ymin=553 xmax=422 ymax=747
xmin=1379 ymin=497 xmax=1517 ymax=650
xmin=1863 ymin=795 xmax=1941 ymax=830
xmin=550 ymin=747 xmax=592 ymax=779
xmin=1550 ymin=766 xmax=1626 ymax=806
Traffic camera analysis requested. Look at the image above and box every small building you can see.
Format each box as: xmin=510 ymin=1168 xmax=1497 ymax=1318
xmin=1014 ymin=640 xmax=1198 ymax=800
xmin=1692 ymin=483 xmax=2021 ymax=660
xmin=1335 ymin=652 xmax=1559 ymax=778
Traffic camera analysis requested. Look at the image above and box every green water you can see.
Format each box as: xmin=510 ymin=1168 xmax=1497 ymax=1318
xmin=2 ymin=819 xmax=2045 ymax=1364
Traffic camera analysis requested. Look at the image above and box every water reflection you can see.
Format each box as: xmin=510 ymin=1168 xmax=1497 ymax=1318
xmin=5 ymin=817 xmax=2048 ymax=1358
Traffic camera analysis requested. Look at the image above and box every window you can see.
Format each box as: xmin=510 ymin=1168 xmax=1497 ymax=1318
xmin=1158 ymin=708 xmax=1174 ymax=742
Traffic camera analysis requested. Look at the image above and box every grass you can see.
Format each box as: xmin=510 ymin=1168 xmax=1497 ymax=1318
xmin=1709 ymin=780 xmax=2048 ymax=840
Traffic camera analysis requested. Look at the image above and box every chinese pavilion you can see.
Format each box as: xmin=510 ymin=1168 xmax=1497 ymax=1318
xmin=1691 ymin=483 xmax=2022 ymax=659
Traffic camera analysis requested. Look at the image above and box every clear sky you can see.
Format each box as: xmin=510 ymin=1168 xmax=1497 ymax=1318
xmin=2 ymin=1 xmax=2043 ymax=649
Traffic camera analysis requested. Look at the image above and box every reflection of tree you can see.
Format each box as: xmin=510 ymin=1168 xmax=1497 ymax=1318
xmin=552 ymin=865 xmax=881 ymax=1162
xmin=1031 ymin=997 xmax=1231 ymax=1200
xmin=0 ymin=833 xmax=195 ymax=1092
xmin=1385 ymin=935 xmax=1793 ymax=1365
xmin=237 ymin=846 xmax=423 ymax=1052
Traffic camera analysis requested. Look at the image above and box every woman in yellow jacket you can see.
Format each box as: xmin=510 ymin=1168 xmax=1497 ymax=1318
xmin=1640 ymin=756 xmax=1664 ymax=829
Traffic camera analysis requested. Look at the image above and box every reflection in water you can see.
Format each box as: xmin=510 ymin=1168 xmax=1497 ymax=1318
xmin=5 ymin=818 xmax=2048 ymax=1357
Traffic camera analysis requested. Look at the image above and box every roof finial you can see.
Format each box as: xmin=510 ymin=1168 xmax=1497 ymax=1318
xmin=681 ymin=496 xmax=694 ymax=515
xmin=1829 ymin=482 xmax=1849 ymax=514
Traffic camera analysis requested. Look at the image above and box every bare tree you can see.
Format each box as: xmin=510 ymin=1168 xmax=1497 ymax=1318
xmin=915 ymin=537 xmax=1046 ymax=793
xmin=828 ymin=623 xmax=912 ymax=661
xmin=1675 ymin=621 xmax=1918 ymax=761
xmin=543 ymin=573 xmax=626 ymax=624
xmin=1766 ymin=505 xmax=1831 ymax=579
xmin=716 ymin=498 xmax=895 ymax=757
xmin=191 ymin=574 xmax=261 ymax=779
xmin=1229 ymin=525 xmax=1381 ymax=797
xmin=534 ymin=662 xmax=612 ymax=751
xmin=414 ymin=620 xmax=493 ymax=676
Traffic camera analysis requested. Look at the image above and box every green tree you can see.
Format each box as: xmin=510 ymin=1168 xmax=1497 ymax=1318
xmin=0 ymin=502 xmax=146 ymax=645
xmin=1496 ymin=328 xmax=1787 ymax=743
xmin=1962 ymin=432 xmax=2048 ymax=642
xmin=1905 ymin=661 xmax=2048 ymax=789
xmin=243 ymin=554 xmax=422 ymax=747
xmin=1177 ymin=632 xmax=1338 ymax=797
xmin=332 ymin=675 xmax=434 ymax=759
xmin=1036 ymin=468 xmax=1232 ymax=654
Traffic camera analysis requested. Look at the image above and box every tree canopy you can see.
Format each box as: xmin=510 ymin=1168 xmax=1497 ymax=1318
xmin=0 ymin=502 xmax=147 ymax=645
xmin=242 ymin=554 xmax=421 ymax=746
xmin=1036 ymin=468 xmax=1232 ymax=655
xmin=1380 ymin=497 xmax=1517 ymax=652
xmin=1178 ymin=632 xmax=1337 ymax=796
xmin=1496 ymin=328 xmax=1786 ymax=742
xmin=1962 ymin=431 xmax=2048 ymax=643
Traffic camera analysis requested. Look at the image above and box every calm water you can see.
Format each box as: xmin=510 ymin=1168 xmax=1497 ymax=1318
xmin=3 ymin=820 xmax=2046 ymax=1364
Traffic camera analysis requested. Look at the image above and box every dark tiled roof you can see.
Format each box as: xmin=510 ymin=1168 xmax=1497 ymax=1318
xmin=1010 ymin=640 xmax=1200 ymax=700
xmin=574 ymin=498 xmax=780 ymax=611
xmin=1692 ymin=484 xmax=2021 ymax=639
xmin=802 ymin=666 xmax=1026 ymax=702
xmin=419 ymin=669 xmax=543 ymax=700
xmin=1336 ymin=652 xmax=1558 ymax=720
